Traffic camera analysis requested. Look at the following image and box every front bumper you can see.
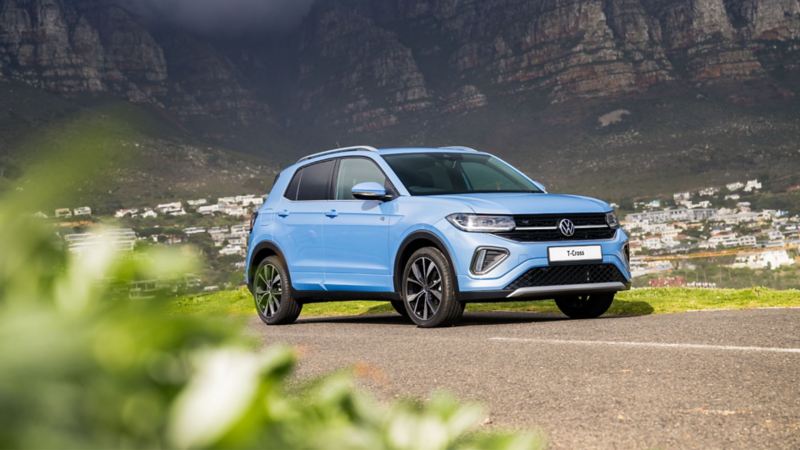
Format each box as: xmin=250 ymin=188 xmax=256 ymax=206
xmin=438 ymin=222 xmax=632 ymax=301
xmin=459 ymin=280 xmax=631 ymax=302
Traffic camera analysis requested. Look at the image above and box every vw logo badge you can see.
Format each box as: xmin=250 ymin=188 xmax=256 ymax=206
xmin=558 ymin=218 xmax=575 ymax=237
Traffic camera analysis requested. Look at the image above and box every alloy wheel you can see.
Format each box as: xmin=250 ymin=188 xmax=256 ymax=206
xmin=404 ymin=256 xmax=442 ymax=321
xmin=255 ymin=263 xmax=282 ymax=318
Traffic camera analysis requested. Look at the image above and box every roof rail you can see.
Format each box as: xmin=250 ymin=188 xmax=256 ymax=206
xmin=439 ymin=146 xmax=479 ymax=152
xmin=296 ymin=145 xmax=378 ymax=163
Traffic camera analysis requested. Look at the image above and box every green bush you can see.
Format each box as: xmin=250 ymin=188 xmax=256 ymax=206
xmin=0 ymin=146 xmax=540 ymax=449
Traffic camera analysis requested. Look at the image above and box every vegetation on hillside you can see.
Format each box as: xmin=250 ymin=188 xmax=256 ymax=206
xmin=0 ymin=82 xmax=276 ymax=212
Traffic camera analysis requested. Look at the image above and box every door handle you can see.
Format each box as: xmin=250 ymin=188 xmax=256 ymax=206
xmin=325 ymin=209 xmax=338 ymax=218
xmin=278 ymin=209 xmax=290 ymax=217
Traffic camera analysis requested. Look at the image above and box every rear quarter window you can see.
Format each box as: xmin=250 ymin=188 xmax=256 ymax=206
xmin=284 ymin=159 xmax=336 ymax=201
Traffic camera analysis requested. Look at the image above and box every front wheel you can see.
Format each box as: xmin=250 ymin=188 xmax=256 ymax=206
xmin=253 ymin=256 xmax=302 ymax=325
xmin=401 ymin=247 xmax=463 ymax=328
xmin=555 ymin=293 xmax=614 ymax=319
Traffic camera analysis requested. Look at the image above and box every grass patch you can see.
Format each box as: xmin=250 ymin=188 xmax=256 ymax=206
xmin=172 ymin=287 xmax=800 ymax=318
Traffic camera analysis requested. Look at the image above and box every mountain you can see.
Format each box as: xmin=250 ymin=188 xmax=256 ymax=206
xmin=1 ymin=0 xmax=799 ymax=201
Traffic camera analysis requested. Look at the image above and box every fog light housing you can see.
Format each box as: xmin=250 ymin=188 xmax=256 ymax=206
xmin=471 ymin=247 xmax=509 ymax=275
xmin=623 ymin=242 xmax=630 ymax=268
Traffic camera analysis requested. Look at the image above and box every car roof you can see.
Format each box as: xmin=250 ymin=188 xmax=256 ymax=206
xmin=377 ymin=146 xmax=485 ymax=155
xmin=293 ymin=146 xmax=487 ymax=166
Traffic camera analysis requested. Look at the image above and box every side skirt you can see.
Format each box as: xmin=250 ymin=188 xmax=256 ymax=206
xmin=293 ymin=290 xmax=401 ymax=303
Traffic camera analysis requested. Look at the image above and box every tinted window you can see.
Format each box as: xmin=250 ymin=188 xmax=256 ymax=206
xmin=286 ymin=159 xmax=335 ymax=201
xmin=283 ymin=171 xmax=301 ymax=200
xmin=383 ymin=153 xmax=540 ymax=196
xmin=334 ymin=158 xmax=389 ymax=200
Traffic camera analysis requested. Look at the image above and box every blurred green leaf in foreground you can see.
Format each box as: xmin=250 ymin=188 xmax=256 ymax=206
xmin=0 ymin=113 xmax=541 ymax=449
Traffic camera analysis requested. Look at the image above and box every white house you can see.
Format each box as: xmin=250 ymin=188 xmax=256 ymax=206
xmin=673 ymin=192 xmax=692 ymax=203
xmin=698 ymin=187 xmax=719 ymax=196
xmin=219 ymin=245 xmax=245 ymax=256
xmin=156 ymin=202 xmax=183 ymax=214
xmin=187 ymin=199 xmax=208 ymax=207
xmin=218 ymin=196 xmax=237 ymax=206
xmin=743 ymin=179 xmax=762 ymax=192
xmin=141 ymin=209 xmax=158 ymax=219
xmin=73 ymin=206 xmax=92 ymax=217
xmin=731 ymin=250 xmax=794 ymax=270
xmin=54 ymin=208 xmax=72 ymax=218
xmin=63 ymin=228 xmax=137 ymax=254
xmin=726 ymin=182 xmax=745 ymax=192
xmin=767 ymin=229 xmax=785 ymax=242
xmin=197 ymin=204 xmax=220 ymax=215
xmin=230 ymin=224 xmax=249 ymax=237
xmin=241 ymin=197 xmax=264 ymax=207
xmin=115 ymin=208 xmax=139 ymax=218
xmin=221 ymin=205 xmax=248 ymax=217
xmin=738 ymin=235 xmax=757 ymax=247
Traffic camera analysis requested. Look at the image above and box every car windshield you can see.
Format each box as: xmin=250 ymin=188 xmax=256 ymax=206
xmin=382 ymin=152 xmax=542 ymax=196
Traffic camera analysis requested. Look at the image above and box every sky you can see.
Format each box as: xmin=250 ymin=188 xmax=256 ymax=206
xmin=124 ymin=0 xmax=317 ymax=34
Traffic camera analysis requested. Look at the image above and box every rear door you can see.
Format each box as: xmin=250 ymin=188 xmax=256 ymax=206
xmin=276 ymin=159 xmax=335 ymax=291
xmin=323 ymin=157 xmax=395 ymax=292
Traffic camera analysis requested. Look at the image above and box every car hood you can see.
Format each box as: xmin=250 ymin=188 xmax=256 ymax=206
xmin=432 ymin=193 xmax=611 ymax=215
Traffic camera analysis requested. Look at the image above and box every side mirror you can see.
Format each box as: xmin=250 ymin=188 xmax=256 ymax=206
xmin=352 ymin=182 xmax=391 ymax=201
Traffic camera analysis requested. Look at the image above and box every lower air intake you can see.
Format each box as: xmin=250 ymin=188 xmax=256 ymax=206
xmin=505 ymin=264 xmax=627 ymax=290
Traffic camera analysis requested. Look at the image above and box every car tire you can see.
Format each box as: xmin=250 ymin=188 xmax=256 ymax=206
xmin=253 ymin=256 xmax=302 ymax=325
xmin=390 ymin=301 xmax=410 ymax=319
xmin=554 ymin=293 xmax=614 ymax=319
xmin=401 ymin=247 xmax=463 ymax=328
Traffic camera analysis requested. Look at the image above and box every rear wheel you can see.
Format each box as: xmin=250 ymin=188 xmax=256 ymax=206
xmin=401 ymin=247 xmax=463 ymax=328
xmin=253 ymin=256 xmax=302 ymax=325
xmin=555 ymin=293 xmax=614 ymax=319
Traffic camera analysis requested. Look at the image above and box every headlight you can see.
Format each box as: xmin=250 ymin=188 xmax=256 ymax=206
xmin=605 ymin=212 xmax=619 ymax=229
xmin=446 ymin=214 xmax=515 ymax=232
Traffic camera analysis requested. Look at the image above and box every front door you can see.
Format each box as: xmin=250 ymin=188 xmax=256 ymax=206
xmin=323 ymin=157 xmax=395 ymax=292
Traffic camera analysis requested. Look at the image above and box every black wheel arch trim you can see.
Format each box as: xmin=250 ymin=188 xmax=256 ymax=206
xmin=247 ymin=241 xmax=289 ymax=293
xmin=393 ymin=230 xmax=461 ymax=296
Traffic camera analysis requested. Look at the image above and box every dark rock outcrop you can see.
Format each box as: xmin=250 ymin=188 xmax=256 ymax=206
xmin=1 ymin=0 xmax=798 ymax=133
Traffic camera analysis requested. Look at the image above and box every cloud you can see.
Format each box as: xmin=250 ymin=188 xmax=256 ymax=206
xmin=124 ymin=0 xmax=316 ymax=34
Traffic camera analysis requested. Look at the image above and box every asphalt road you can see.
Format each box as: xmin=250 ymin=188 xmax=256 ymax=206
xmin=251 ymin=308 xmax=800 ymax=449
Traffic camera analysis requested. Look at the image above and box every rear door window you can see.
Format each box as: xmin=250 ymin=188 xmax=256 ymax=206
xmin=285 ymin=159 xmax=336 ymax=201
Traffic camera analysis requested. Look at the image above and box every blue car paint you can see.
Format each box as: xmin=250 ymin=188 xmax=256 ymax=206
xmin=245 ymin=147 xmax=630 ymax=296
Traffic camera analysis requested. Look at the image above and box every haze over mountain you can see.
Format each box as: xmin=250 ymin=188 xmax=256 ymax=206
xmin=1 ymin=0 xmax=799 ymax=202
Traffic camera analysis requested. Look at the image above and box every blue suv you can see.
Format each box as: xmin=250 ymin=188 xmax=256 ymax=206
xmin=246 ymin=146 xmax=630 ymax=327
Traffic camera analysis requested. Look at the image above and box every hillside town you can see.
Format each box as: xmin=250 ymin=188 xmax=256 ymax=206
xmin=41 ymin=178 xmax=800 ymax=294
xmin=48 ymin=193 xmax=261 ymax=258
xmin=42 ymin=194 xmax=263 ymax=295
xmin=623 ymin=179 xmax=800 ymax=284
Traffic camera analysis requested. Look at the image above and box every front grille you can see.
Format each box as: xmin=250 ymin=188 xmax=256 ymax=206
xmin=494 ymin=213 xmax=616 ymax=242
xmin=505 ymin=264 xmax=627 ymax=290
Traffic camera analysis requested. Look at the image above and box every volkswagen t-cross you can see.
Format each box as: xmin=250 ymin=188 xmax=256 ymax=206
xmin=246 ymin=146 xmax=630 ymax=327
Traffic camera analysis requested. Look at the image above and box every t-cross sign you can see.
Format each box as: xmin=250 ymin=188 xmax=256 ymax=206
xmin=246 ymin=146 xmax=630 ymax=328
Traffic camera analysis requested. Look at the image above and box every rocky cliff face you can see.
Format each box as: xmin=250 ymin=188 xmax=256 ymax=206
xmin=1 ymin=0 xmax=799 ymax=135
xmin=292 ymin=0 xmax=799 ymax=131
xmin=0 ymin=0 xmax=265 ymax=122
